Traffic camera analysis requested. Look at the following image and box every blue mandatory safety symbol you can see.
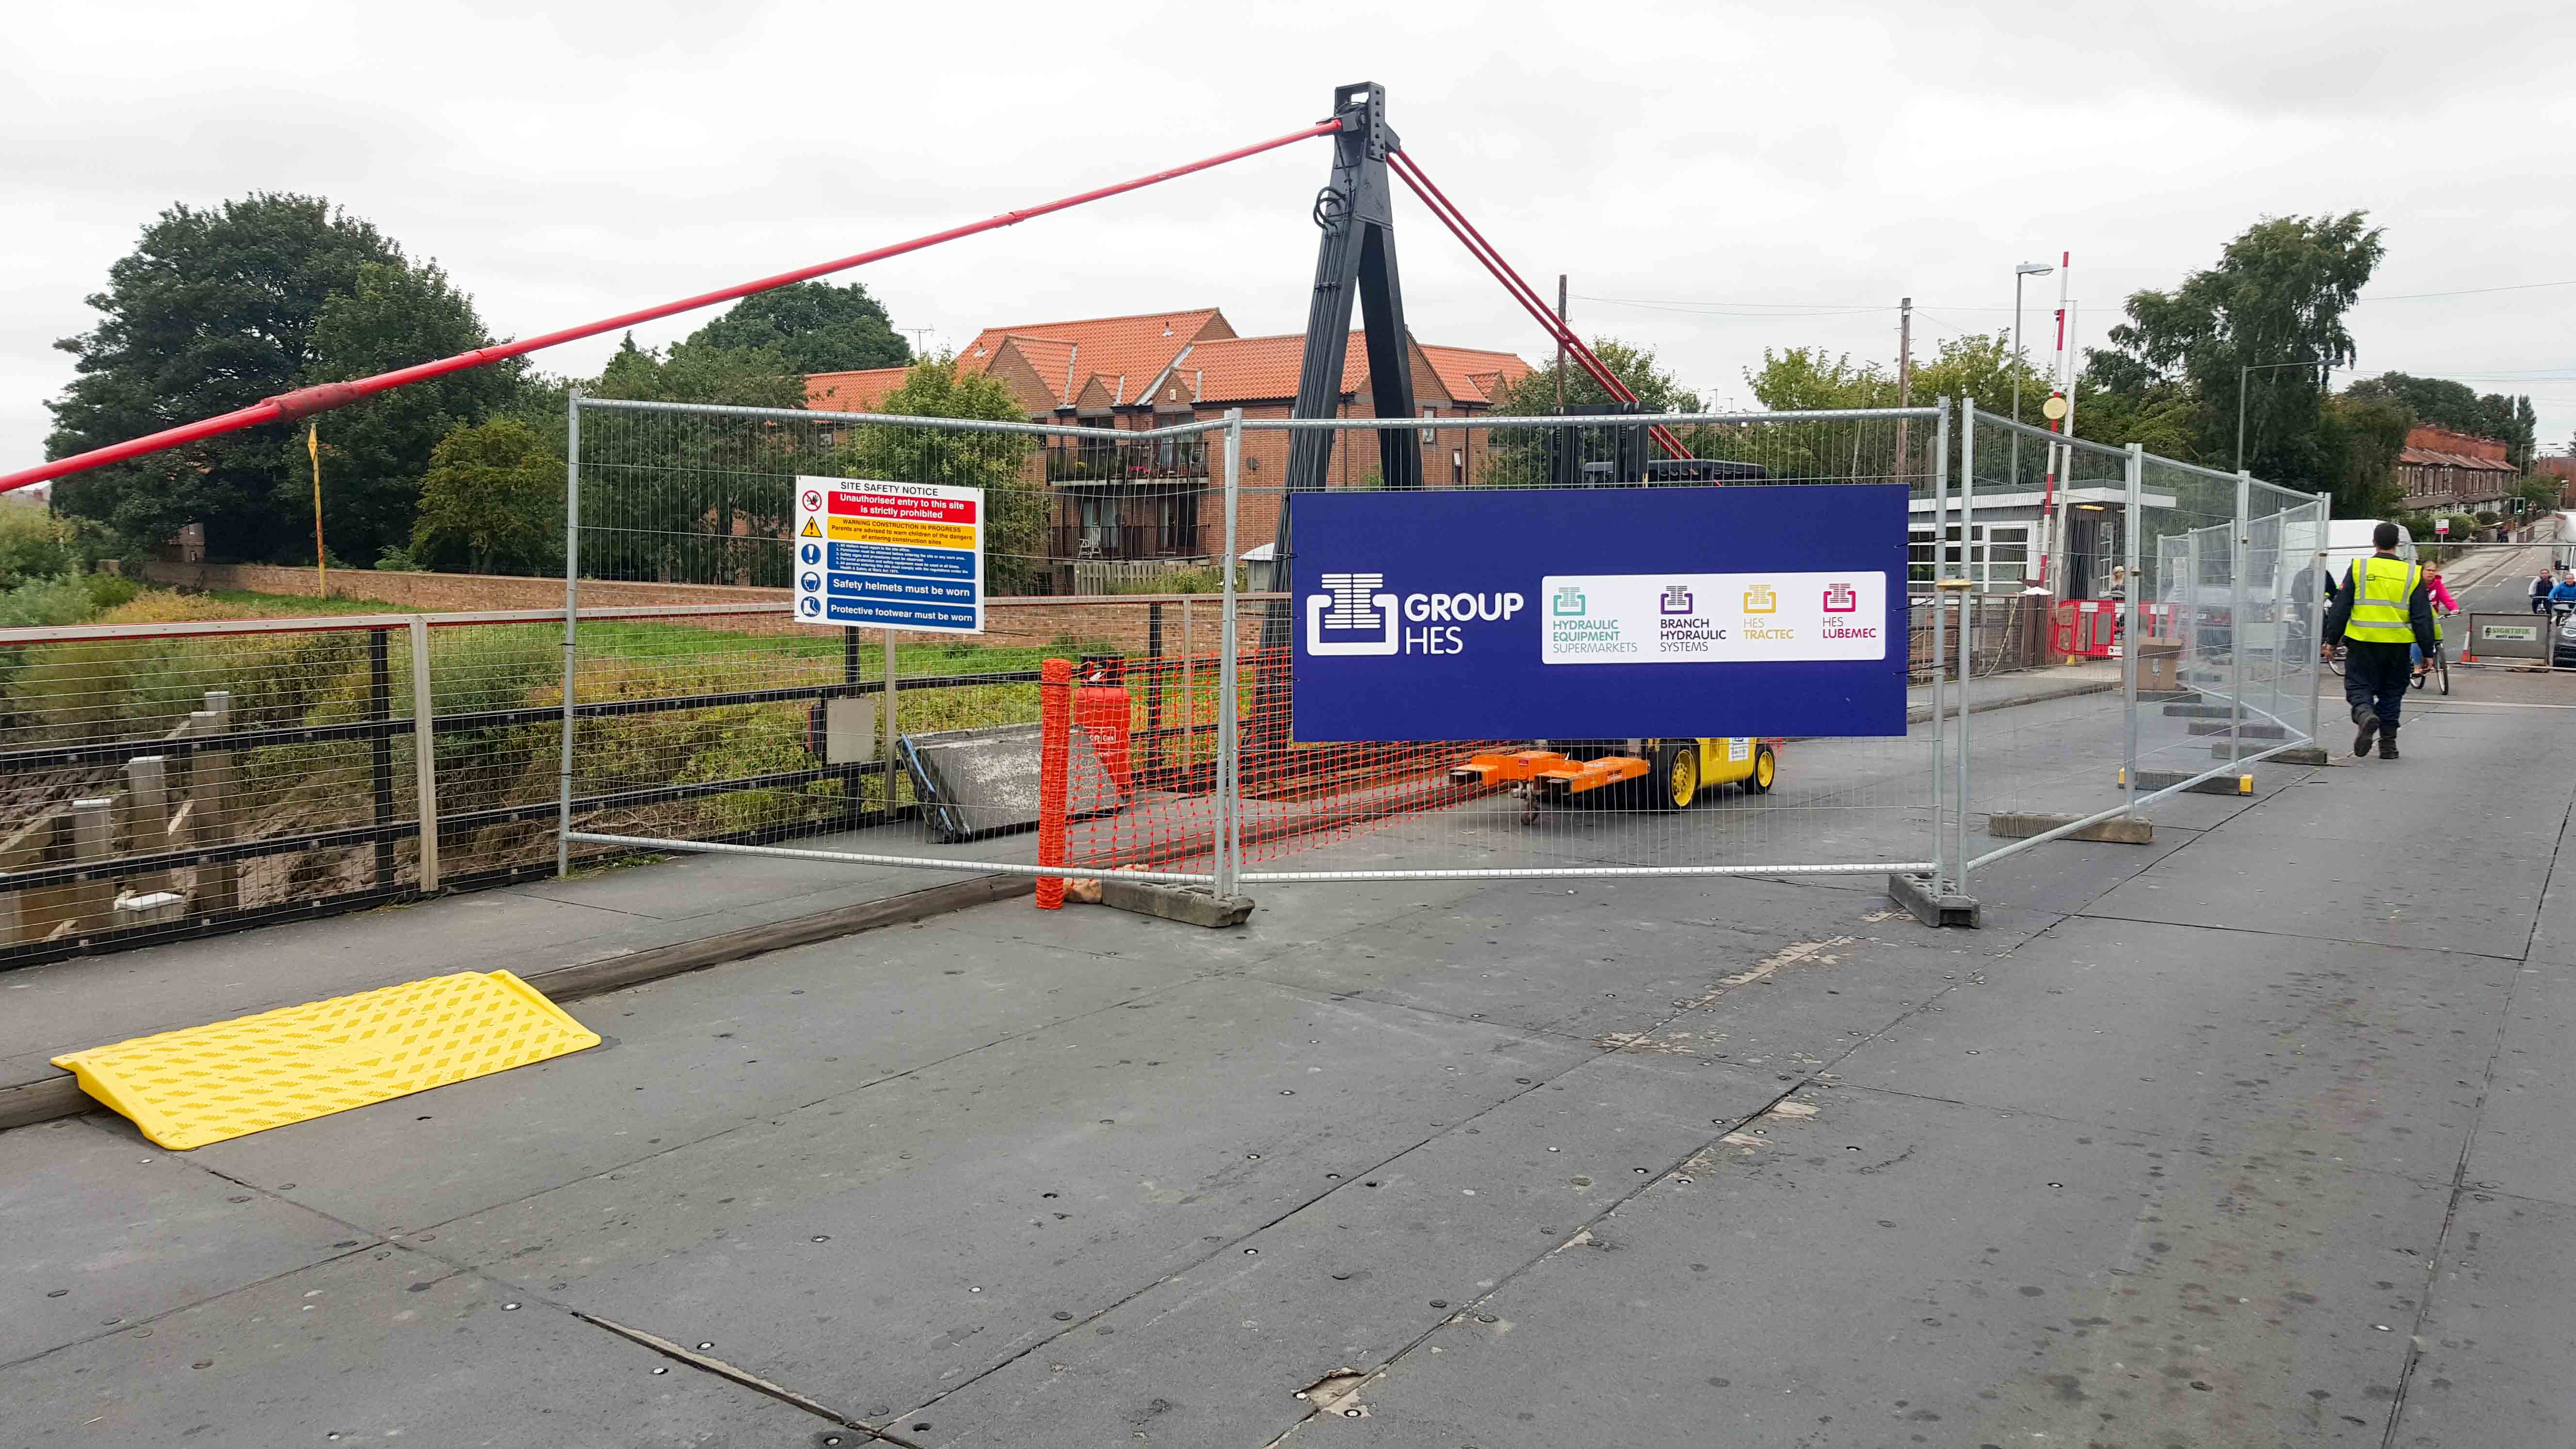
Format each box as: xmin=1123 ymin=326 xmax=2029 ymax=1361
xmin=800 ymin=572 xmax=822 ymax=593
xmin=800 ymin=542 xmax=822 ymax=565
xmin=798 ymin=596 xmax=821 ymax=617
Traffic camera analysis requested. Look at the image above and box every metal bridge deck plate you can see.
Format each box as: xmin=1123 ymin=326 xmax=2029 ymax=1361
xmin=50 ymin=971 xmax=599 ymax=1150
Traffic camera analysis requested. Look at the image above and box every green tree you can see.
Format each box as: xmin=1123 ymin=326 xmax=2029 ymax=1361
xmin=2086 ymin=211 xmax=2385 ymax=485
xmin=46 ymin=193 xmax=406 ymax=560
xmin=0 ymin=505 xmax=73 ymax=589
xmin=1479 ymin=338 xmax=1695 ymax=484
xmin=2345 ymin=371 xmax=2538 ymax=466
xmin=683 ymin=280 xmax=909 ymax=374
xmin=2313 ymin=391 xmax=2412 ymax=518
xmin=578 ymin=336 xmax=808 ymax=584
xmin=411 ymin=419 xmax=562 ymax=575
xmin=1739 ymin=348 xmax=1888 ymax=412
xmin=836 ymin=356 xmax=1045 ymax=594
xmin=1487 ymin=337 xmax=1699 ymax=416
xmin=303 ymin=260 xmax=523 ymax=565
xmin=590 ymin=334 xmax=808 ymax=408
xmin=1741 ymin=334 xmax=2063 ymax=417
xmin=2071 ymin=380 xmax=2202 ymax=461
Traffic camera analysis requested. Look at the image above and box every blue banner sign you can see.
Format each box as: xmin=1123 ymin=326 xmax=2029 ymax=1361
xmin=1291 ymin=484 xmax=1909 ymax=740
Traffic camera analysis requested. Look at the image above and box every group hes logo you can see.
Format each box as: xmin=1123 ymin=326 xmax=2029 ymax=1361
xmin=1308 ymin=573 xmax=1526 ymax=657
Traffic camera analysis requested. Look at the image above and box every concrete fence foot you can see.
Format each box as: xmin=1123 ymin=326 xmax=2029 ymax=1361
xmin=2187 ymin=721 xmax=2288 ymax=739
xmin=1101 ymin=878 xmax=1256 ymax=929
xmin=2127 ymin=768 xmax=2253 ymax=796
xmin=1986 ymin=812 xmax=2152 ymax=845
xmin=2210 ymin=742 xmax=2329 ymax=765
xmin=1887 ymin=873 xmax=1980 ymax=929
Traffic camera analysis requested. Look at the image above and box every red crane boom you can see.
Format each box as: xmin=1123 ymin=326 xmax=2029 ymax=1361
xmin=1 ymin=119 xmax=1342 ymax=495
xmin=1386 ymin=147 xmax=1692 ymax=460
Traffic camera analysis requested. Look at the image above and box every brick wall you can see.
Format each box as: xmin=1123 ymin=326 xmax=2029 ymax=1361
xmin=2406 ymin=425 xmax=2511 ymax=464
xmin=137 ymin=560 xmax=1267 ymax=658
xmin=140 ymin=560 xmax=777 ymax=612
xmin=1188 ymin=350 xmax=1502 ymax=556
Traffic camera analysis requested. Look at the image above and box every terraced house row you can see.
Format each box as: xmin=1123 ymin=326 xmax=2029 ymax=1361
xmin=806 ymin=308 xmax=1532 ymax=594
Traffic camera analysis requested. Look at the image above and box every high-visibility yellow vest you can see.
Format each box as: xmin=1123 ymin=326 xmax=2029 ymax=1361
xmin=2344 ymin=555 xmax=2420 ymax=644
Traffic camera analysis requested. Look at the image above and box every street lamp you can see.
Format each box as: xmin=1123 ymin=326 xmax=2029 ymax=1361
xmin=2235 ymin=356 xmax=2327 ymax=475
xmin=2011 ymin=262 xmax=2054 ymax=494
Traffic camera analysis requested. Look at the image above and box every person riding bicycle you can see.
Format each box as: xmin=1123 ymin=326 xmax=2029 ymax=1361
xmin=2551 ymin=571 xmax=2576 ymax=623
xmin=2535 ymin=569 xmax=2559 ymax=615
xmin=2416 ymin=566 xmax=2458 ymax=675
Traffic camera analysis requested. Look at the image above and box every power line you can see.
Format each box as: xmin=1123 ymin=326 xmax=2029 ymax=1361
xmin=2353 ymin=279 xmax=2576 ymax=302
xmin=1574 ymin=277 xmax=2576 ymax=316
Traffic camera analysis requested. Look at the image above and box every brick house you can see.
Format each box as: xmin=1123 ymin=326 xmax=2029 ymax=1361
xmin=2395 ymin=425 xmax=2519 ymax=515
xmin=2531 ymin=454 xmax=2576 ymax=508
xmin=805 ymin=308 xmax=1530 ymax=592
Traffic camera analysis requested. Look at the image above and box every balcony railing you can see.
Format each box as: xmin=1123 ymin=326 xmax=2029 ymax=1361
xmin=1048 ymin=523 xmax=1204 ymax=563
xmin=1045 ymin=439 xmax=1209 ymax=484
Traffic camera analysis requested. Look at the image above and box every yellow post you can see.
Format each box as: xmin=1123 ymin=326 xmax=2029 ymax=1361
xmin=307 ymin=424 xmax=326 ymax=598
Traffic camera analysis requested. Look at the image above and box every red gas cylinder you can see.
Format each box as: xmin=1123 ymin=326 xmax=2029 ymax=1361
xmin=2048 ymin=601 xmax=2080 ymax=656
xmin=1075 ymin=685 xmax=1133 ymax=795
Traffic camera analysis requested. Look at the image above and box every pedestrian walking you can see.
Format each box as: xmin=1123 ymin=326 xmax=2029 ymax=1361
xmin=2323 ymin=522 xmax=2436 ymax=760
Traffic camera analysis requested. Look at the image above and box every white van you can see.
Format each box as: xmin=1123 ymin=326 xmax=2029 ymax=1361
xmin=2316 ymin=518 xmax=2416 ymax=587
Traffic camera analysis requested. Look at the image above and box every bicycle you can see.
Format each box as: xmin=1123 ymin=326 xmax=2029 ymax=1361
xmin=2410 ymin=645 xmax=2450 ymax=695
xmin=2412 ymin=611 xmax=2453 ymax=695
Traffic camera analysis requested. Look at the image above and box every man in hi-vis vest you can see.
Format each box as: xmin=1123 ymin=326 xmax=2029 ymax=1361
xmin=2322 ymin=522 xmax=2437 ymax=759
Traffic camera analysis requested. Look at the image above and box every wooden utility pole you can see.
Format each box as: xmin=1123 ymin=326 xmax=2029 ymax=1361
xmin=1555 ymin=274 xmax=1568 ymax=414
xmin=1895 ymin=297 xmax=1914 ymax=480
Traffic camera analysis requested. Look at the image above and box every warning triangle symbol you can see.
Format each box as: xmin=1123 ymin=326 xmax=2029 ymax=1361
xmin=799 ymin=518 xmax=822 ymax=537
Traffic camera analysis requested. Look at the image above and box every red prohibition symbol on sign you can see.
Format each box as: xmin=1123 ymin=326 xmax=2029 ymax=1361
xmin=802 ymin=489 xmax=822 ymax=512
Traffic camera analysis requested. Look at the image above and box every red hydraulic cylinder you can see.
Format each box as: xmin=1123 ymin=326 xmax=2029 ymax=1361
xmin=1387 ymin=147 xmax=1692 ymax=462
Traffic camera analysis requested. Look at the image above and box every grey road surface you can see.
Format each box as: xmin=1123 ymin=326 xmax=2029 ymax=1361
xmin=6 ymin=673 xmax=2576 ymax=1446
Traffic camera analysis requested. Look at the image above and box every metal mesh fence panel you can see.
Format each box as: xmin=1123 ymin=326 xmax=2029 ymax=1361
xmin=1226 ymin=409 xmax=1946 ymax=883
xmin=0 ymin=610 xmax=626 ymax=963
xmin=565 ymin=398 xmax=1230 ymax=882
xmin=0 ymin=618 xmax=428 ymax=958
xmin=2126 ymin=455 xmax=2259 ymax=802
xmin=1948 ymin=408 xmax=2140 ymax=856
xmin=1957 ymin=412 xmax=2324 ymax=881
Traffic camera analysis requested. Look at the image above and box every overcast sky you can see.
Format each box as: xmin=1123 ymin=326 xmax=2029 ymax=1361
xmin=6 ymin=0 xmax=2573 ymax=485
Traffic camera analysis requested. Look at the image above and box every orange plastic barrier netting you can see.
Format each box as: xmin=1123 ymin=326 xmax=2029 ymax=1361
xmin=1062 ymin=647 xmax=1514 ymax=872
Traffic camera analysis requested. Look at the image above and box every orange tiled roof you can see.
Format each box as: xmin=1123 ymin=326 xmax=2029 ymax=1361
xmin=1180 ymin=333 xmax=1368 ymax=402
xmin=994 ymin=335 xmax=1081 ymax=405
xmin=1419 ymin=344 xmax=1533 ymax=404
xmin=810 ymin=313 xmax=1532 ymax=417
xmin=954 ymin=308 xmax=1230 ymax=406
xmin=805 ymin=365 xmax=916 ymax=413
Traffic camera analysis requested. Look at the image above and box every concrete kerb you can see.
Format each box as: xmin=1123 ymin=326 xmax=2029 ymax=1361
xmin=1903 ymin=671 xmax=2119 ymax=726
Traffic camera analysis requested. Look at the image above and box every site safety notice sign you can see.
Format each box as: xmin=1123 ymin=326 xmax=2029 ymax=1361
xmin=1290 ymin=484 xmax=1908 ymax=740
xmin=791 ymin=476 xmax=984 ymax=633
